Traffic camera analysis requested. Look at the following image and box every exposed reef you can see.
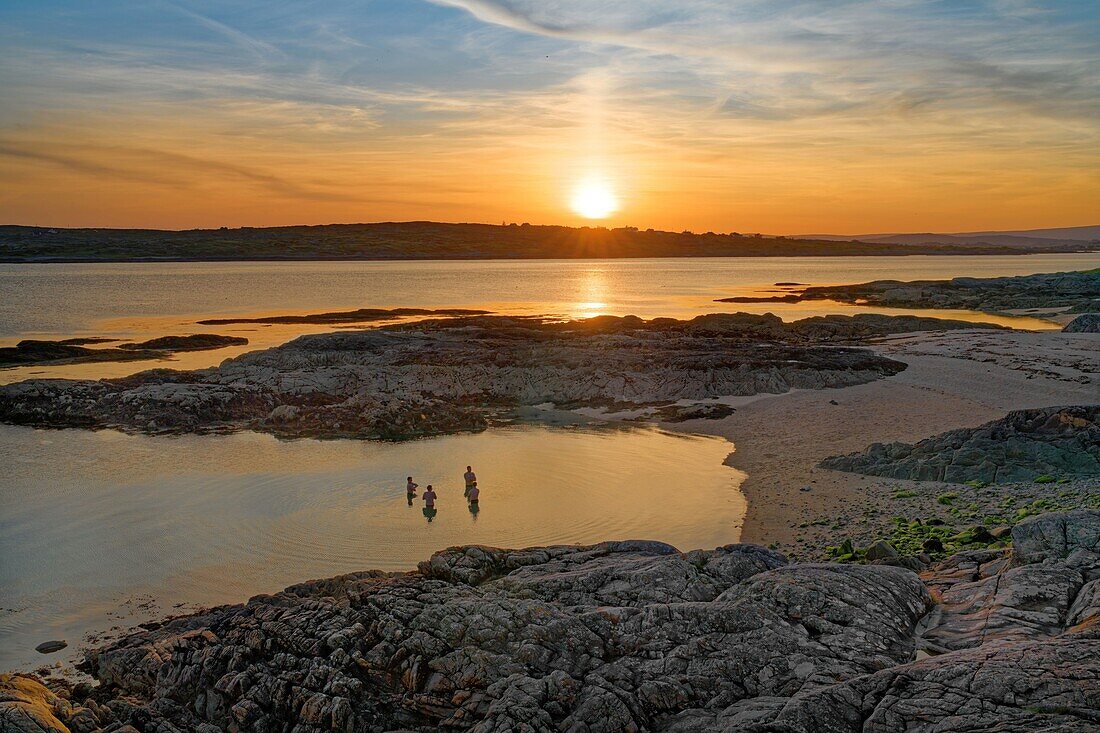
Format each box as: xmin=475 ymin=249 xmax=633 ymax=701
xmin=0 ymin=340 xmax=154 ymax=367
xmin=821 ymin=404 xmax=1100 ymax=483
xmin=116 ymin=334 xmax=249 ymax=351
xmin=197 ymin=307 xmax=491 ymax=326
xmin=719 ymin=269 xmax=1100 ymax=321
xmin=4 ymin=510 xmax=1098 ymax=732
xmin=0 ymin=334 xmax=249 ymax=368
xmin=0 ymin=313 xmax=932 ymax=440
xmin=0 ymin=334 xmax=248 ymax=367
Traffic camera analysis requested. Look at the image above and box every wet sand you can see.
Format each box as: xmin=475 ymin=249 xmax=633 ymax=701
xmin=665 ymin=329 xmax=1100 ymax=557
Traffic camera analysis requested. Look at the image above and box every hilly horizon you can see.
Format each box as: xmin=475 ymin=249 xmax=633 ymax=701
xmin=799 ymin=224 xmax=1100 ymax=247
xmin=3 ymin=220 xmax=1096 ymax=263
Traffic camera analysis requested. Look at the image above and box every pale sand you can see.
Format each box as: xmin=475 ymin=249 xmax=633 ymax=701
xmin=665 ymin=330 xmax=1099 ymax=557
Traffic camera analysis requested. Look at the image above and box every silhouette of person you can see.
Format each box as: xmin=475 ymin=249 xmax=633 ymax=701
xmin=406 ymin=475 xmax=418 ymax=506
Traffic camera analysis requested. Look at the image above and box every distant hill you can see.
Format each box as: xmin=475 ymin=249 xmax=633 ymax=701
xmin=957 ymin=225 xmax=1100 ymax=242
xmin=1 ymin=221 xmax=1094 ymax=263
xmin=799 ymin=225 xmax=1099 ymax=249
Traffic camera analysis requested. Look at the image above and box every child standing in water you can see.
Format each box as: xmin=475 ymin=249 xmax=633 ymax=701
xmin=406 ymin=476 xmax=419 ymax=506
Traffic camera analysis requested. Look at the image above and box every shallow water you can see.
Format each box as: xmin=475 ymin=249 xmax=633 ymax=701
xmin=0 ymin=423 xmax=744 ymax=670
xmin=1 ymin=253 xmax=1097 ymax=670
xmin=1 ymin=253 xmax=1096 ymax=383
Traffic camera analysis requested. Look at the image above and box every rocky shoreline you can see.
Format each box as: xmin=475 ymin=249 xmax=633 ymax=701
xmin=821 ymin=404 xmax=1100 ymax=483
xmin=3 ymin=509 xmax=1097 ymax=732
xmin=718 ymin=269 xmax=1100 ymax=324
xmin=0 ymin=334 xmax=248 ymax=368
xmin=0 ymin=313 xmax=939 ymax=440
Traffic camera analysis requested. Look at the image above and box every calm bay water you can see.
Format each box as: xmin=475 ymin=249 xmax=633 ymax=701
xmin=1 ymin=254 xmax=1097 ymax=383
xmin=0 ymin=423 xmax=743 ymax=669
xmin=1 ymin=253 xmax=1098 ymax=670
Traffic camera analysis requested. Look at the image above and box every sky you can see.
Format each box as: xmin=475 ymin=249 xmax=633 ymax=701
xmin=0 ymin=0 xmax=1097 ymax=233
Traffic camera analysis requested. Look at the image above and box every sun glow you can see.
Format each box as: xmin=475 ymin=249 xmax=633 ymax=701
xmin=570 ymin=178 xmax=618 ymax=219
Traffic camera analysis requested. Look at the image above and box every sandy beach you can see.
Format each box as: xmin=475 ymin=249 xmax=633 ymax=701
xmin=668 ymin=329 xmax=1099 ymax=557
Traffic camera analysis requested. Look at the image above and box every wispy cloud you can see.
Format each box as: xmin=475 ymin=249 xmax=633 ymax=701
xmin=160 ymin=1 xmax=282 ymax=59
xmin=0 ymin=0 xmax=1096 ymax=231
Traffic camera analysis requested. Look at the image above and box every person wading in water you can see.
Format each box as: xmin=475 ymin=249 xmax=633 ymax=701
xmin=463 ymin=465 xmax=476 ymax=498
xmin=422 ymin=484 xmax=438 ymax=522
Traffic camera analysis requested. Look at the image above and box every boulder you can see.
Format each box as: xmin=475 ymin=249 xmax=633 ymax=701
xmin=1063 ymin=313 xmax=1100 ymax=333
xmin=864 ymin=540 xmax=898 ymax=562
xmin=822 ymin=405 xmax=1100 ymax=483
xmin=33 ymin=641 xmax=66 ymax=655
xmin=1012 ymin=508 xmax=1100 ymax=576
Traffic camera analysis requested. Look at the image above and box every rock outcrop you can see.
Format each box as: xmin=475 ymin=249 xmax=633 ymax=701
xmin=1064 ymin=313 xmax=1100 ymax=333
xmin=116 ymin=334 xmax=248 ymax=351
xmin=0 ymin=674 xmax=77 ymax=732
xmin=7 ymin=510 xmax=1097 ymax=733
xmin=726 ymin=269 xmax=1100 ymax=319
xmin=820 ymin=404 xmax=1100 ymax=483
xmin=197 ymin=307 xmax=490 ymax=326
xmin=0 ymin=335 xmax=248 ymax=368
xmin=0 ymin=315 xmax=909 ymax=440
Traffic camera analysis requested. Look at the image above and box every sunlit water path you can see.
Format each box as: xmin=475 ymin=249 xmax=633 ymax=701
xmin=0 ymin=424 xmax=743 ymax=670
xmin=1 ymin=253 xmax=1097 ymax=383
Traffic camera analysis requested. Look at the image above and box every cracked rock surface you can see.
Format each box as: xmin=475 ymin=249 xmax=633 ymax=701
xmin=0 ymin=315 xmax=907 ymax=440
xmin=821 ymin=404 xmax=1100 ymax=483
xmin=4 ymin=510 xmax=1098 ymax=732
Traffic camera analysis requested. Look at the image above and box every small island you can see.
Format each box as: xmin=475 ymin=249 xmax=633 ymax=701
xmin=0 ymin=334 xmax=248 ymax=368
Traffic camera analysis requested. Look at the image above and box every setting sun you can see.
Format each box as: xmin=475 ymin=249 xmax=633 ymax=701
xmin=570 ymin=178 xmax=618 ymax=219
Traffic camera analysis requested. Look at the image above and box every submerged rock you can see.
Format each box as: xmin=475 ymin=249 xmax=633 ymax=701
xmin=33 ymin=641 xmax=66 ymax=654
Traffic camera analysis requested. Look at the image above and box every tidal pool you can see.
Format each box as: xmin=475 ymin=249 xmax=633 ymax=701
xmin=0 ymin=423 xmax=744 ymax=670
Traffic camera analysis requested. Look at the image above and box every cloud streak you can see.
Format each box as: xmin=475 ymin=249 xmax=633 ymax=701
xmin=0 ymin=0 xmax=1096 ymax=231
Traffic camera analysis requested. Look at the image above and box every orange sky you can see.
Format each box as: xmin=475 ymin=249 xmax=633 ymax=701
xmin=1 ymin=1 xmax=1097 ymax=234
